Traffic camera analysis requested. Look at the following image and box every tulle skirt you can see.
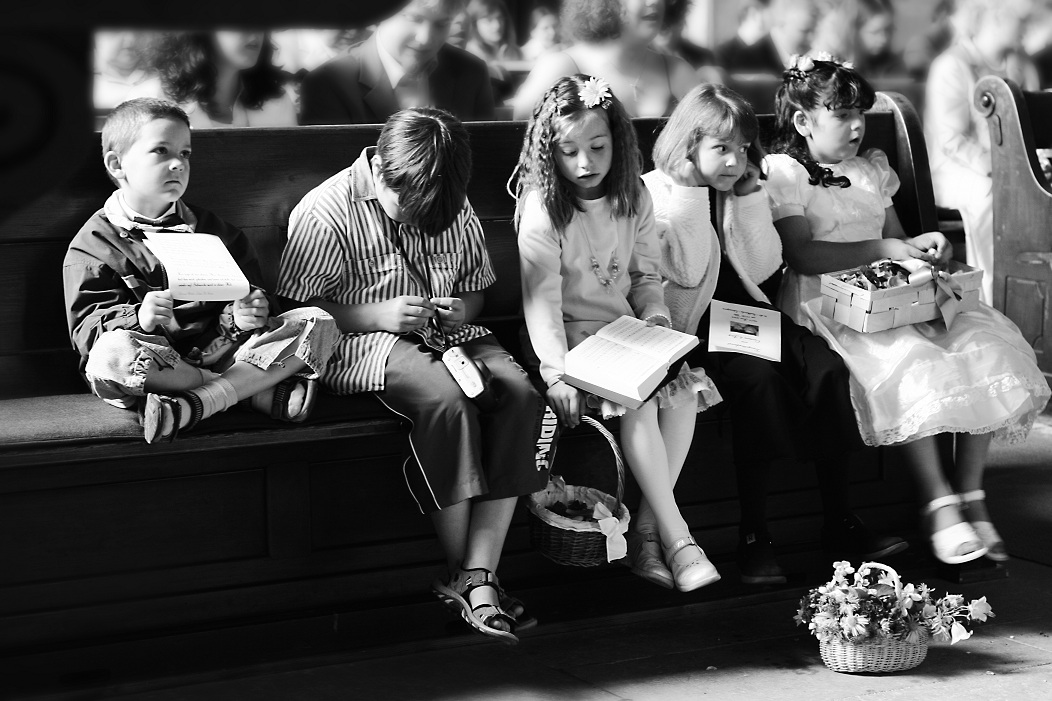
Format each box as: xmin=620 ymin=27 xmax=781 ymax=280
xmin=800 ymin=298 xmax=1050 ymax=446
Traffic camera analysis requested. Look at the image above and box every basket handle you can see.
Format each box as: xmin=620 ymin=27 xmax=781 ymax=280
xmin=576 ymin=415 xmax=626 ymax=506
xmin=858 ymin=561 xmax=902 ymax=598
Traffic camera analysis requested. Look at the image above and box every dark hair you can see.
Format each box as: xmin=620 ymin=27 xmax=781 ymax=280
xmin=857 ymin=0 xmax=894 ymax=22
xmin=467 ymin=0 xmax=517 ymax=47
xmin=561 ymin=0 xmax=622 ymax=43
xmin=509 ymin=74 xmax=642 ymax=234
xmin=652 ymin=83 xmax=760 ymax=175
xmin=377 ymin=107 xmax=472 ymax=237
xmin=148 ymin=31 xmax=285 ymax=113
xmin=102 ymin=98 xmax=191 ymax=185
xmin=771 ymin=59 xmax=875 ymax=188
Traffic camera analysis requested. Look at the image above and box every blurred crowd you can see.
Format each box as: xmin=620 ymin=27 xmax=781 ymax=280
xmin=93 ymin=0 xmax=1052 ymax=126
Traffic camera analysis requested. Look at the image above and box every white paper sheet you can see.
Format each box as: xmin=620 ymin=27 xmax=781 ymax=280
xmin=708 ymin=300 xmax=781 ymax=362
xmin=143 ymin=232 xmax=251 ymax=302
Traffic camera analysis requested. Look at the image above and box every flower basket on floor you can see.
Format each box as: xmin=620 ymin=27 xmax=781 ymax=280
xmin=527 ymin=416 xmax=630 ymax=567
xmin=796 ymin=561 xmax=994 ymax=674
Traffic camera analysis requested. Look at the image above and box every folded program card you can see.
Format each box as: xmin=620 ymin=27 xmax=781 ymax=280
xmin=144 ymin=232 xmax=251 ymax=302
xmin=708 ymin=300 xmax=781 ymax=362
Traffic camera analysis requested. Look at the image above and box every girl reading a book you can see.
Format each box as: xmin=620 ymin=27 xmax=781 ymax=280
xmin=512 ymin=74 xmax=722 ymax=592
xmin=642 ymin=83 xmax=906 ymax=585
xmin=766 ymin=56 xmax=1050 ymax=565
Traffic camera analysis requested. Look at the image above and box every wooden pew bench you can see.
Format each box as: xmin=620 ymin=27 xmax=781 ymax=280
xmin=0 ymin=98 xmax=927 ymax=654
xmin=976 ymin=75 xmax=1052 ymax=374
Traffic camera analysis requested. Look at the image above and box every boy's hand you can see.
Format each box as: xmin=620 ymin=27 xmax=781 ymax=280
xmin=377 ymin=295 xmax=435 ymax=333
xmin=670 ymin=158 xmax=705 ymax=187
xmin=547 ymin=380 xmax=583 ymax=428
xmin=734 ymin=162 xmax=763 ymax=196
xmin=909 ymin=231 xmax=953 ymax=265
xmin=138 ymin=289 xmax=175 ymax=333
xmin=234 ymin=289 xmax=270 ymax=331
xmin=431 ymin=297 xmax=466 ymax=333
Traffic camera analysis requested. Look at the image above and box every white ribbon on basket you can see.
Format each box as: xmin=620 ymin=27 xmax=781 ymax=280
xmin=593 ymin=502 xmax=628 ymax=561
xmin=896 ymin=259 xmax=966 ymax=330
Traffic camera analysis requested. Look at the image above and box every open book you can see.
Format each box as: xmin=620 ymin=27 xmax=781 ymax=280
xmin=562 ymin=315 xmax=699 ymax=410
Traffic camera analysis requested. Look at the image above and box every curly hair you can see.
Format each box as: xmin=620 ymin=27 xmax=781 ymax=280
xmin=652 ymin=83 xmax=760 ymax=176
xmin=148 ymin=31 xmax=285 ymax=113
xmin=770 ymin=59 xmax=875 ymax=188
xmin=509 ymin=74 xmax=642 ymax=234
xmin=560 ymin=0 xmax=622 ymax=43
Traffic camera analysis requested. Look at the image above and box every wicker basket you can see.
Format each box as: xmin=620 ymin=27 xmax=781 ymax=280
xmin=817 ymin=562 xmax=930 ymax=673
xmin=526 ymin=416 xmax=630 ymax=567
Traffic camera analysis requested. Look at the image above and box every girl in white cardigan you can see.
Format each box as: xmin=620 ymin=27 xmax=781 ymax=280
xmin=642 ymin=83 xmax=906 ymax=584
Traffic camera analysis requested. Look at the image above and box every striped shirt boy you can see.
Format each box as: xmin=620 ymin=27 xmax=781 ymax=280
xmin=277 ymin=147 xmax=495 ymax=394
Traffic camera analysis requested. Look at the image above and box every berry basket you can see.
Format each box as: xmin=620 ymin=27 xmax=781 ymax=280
xmin=526 ymin=416 xmax=630 ymax=567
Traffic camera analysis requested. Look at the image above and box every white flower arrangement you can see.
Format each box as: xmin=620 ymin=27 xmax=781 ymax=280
xmin=579 ymin=77 xmax=612 ymax=109
xmin=795 ymin=561 xmax=994 ymax=646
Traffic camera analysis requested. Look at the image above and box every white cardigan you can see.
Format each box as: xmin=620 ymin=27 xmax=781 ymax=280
xmin=642 ymin=169 xmax=782 ymax=336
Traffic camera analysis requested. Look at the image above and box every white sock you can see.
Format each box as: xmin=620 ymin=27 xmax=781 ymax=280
xmin=188 ymin=377 xmax=239 ymax=420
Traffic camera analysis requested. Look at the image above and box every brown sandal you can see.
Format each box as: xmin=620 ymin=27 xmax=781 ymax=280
xmin=432 ymin=568 xmax=518 ymax=644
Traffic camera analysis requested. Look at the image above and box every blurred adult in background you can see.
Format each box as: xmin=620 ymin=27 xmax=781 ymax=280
xmin=128 ymin=31 xmax=296 ymax=128
xmin=465 ymin=0 xmax=522 ymax=62
xmin=728 ymin=0 xmax=817 ymax=74
xmin=299 ymin=0 xmax=494 ymax=124
xmin=853 ymin=0 xmax=904 ymax=77
xmin=464 ymin=0 xmax=522 ymax=101
xmin=926 ymin=0 xmax=1038 ymax=304
xmin=93 ymin=31 xmax=154 ymax=110
xmin=513 ymin=0 xmax=699 ymax=118
xmin=903 ymin=0 xmax=955 ymax=81
xmin=809 ymin=0 xmax=857 ymax=63
xmin=520 ymin=5 xmax=563 ymax=61
xmin=1027 ymin=1 xmax=1052 ymax=87
xmin=448 ymin=9 xmax=471 ymax=48
xmin=272 ymin=29 xmax=371 ymax=76
xmin=715 ymin=0 xmax=769 ymax=70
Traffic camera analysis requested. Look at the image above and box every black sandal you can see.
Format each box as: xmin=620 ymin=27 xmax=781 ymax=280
xmin=141 ymin=391 xmax=203 ymax=444
xmin=432 ymin=568 xmax=518 ymax=644
xmin=432 ymin=573 xmax=537 ymax=631
xmin=257 ymin=376 xmax=318 ymax=422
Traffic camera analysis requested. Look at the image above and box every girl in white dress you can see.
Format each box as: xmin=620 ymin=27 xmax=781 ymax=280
xmin=512 ymin=74 xmax=721 ymax=592
xmin=765 ymin=56 xmax=1050 ymax=566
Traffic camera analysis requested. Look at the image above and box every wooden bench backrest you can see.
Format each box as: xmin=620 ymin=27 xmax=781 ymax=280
xmin=0 ymin=94 xmax=934 ymax=399
xmin=976 ymin=75 xmax=1052 ymax=373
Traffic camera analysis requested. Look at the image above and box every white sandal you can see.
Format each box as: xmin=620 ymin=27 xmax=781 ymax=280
xmin=959 ymin=489 xmax=1009 ymax=562
xmin=923 ymin=494 xmax=987 ymax=565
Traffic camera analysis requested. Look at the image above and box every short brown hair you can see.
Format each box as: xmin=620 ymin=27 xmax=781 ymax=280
xmin=376 ymin=107 xmax=472 ymax=237
xmin=101 ymin=98 xmax=190 ymax=185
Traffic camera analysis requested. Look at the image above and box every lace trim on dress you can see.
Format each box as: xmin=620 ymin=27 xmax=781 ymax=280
xmin=856 ymin=372 xmax=1050 ymax=447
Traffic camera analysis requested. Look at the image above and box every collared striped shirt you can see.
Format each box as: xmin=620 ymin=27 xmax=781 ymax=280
xmin=278 ymin=148 xmax=495 ymax=394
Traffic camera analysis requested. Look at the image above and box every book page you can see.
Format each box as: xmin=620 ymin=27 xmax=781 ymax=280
xmin=595 ymin=315 xmax=697 ymax=360
xmin=143 ymin=232 xmax=251 ymax=302
xmin=707 ymin=300 xmax=781 ymax=362
xmin=564 ymin=335 xmax=665 ymax=394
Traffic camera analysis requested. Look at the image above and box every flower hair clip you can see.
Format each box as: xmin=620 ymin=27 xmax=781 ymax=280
xmin=787 ymin=52 xmax=854 ymax=80
xmin=579 ymin=76 xmax=612 ymax=109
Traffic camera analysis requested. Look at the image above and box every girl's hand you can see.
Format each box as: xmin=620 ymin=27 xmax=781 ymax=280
xmin=431 ymin=296 xmax=466 ymax=333
xmin=734 ymin=161 xmax=762 ymax=196
xmin=670 ymin=158 xmax=705 ymax=187
xmin=881 ymin=238 xmax=928 ymax=263
xmin=645 ymin=313 xmax=671 ymax=328
xmin=547 ymin=380 xmax=583 ymax=428
xmin=234 ymin=289 xmax=269 ymax=331
xmin=376 ymin=295 xmax=435 ymax=333
xmin=138 ymin=289 xmax=175 ymax=333
xmin=909 ymin=231 xmax=953 ymax=265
